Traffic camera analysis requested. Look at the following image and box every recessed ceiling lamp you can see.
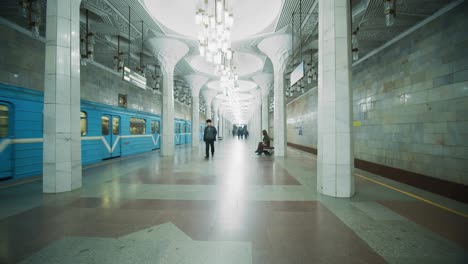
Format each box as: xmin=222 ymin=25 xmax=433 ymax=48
xmin=384 ymin=0 xmax=396 ymax=27
xmin=195 ymin=0 xmax=234 ymax=68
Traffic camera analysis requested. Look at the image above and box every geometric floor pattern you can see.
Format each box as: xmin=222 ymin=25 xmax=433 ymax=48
xmin=1 ymin=139 xmax=468 ymax=263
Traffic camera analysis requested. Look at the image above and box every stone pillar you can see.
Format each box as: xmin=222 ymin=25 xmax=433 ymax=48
xmin=250 ymin=89 xmax=262 ymax=143
xmin=146 ymin=38 xmax=188 ymax=156
xmin=258 ymin=35 xmax=292 ymax=156
xmin=317 ymin=0 xmax=354 ymax=197
xmin=202 ymin=89 xmax=219 ymax=124
xmin=253 ymin=73 xmax=273 ymax=132
xmin=184 ymin=75 xmax=208 ymax=148
xmin=43 ymin=0 xmax=82 ymax=193
xmin=212 ymin=98 xmax=222 ymax=133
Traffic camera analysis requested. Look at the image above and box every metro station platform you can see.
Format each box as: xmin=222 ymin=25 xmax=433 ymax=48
xmin=1 ymin=139 xmax=467 ymax=264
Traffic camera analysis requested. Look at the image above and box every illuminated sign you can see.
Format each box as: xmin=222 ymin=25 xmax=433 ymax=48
xmin=123 ymin=66 xmax=147 ymax=90
xmin=290 ymin=61 xmax=304 ymax=87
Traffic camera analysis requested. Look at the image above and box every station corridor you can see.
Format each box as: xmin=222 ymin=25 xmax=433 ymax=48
xmin=1 ymin=140 xmax=467 ymax=263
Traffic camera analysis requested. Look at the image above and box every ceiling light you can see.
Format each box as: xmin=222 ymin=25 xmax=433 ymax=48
xmin=196 ymin=0 xmax=233 ymax=68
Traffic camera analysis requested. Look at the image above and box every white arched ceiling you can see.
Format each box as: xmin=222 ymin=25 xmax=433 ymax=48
xmin=207 ymin=80 xmax=257 ymax=92
xmin=188 ymin=52 xmax=263 ymax=77
xmin=143 ymin=0 xmax=283 ymax=41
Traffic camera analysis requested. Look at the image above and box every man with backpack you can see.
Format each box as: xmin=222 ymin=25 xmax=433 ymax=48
xmin=203 ymin=119 xmax=217 ymax=159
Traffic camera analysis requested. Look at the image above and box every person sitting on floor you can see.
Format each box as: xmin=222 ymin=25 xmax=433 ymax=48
xmin=255 ymin=130 xmax=271 ymax=155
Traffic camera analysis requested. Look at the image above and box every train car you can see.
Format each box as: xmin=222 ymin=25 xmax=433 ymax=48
xmin=0 ymin=83 xmax=189 ymax=181
xmin=185 ymin=121 xmax=192 ymax=145
xmin=199 ymin=124 xmax=205 ymax=141
xmin=80 ymin=101 xmax=162 ymax=165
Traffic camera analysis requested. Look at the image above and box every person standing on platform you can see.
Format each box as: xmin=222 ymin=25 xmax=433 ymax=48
xmin=203 ymin=119 xmax=217 ymax=159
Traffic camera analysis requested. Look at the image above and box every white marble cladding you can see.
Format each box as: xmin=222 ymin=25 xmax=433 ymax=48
xmin=252 ymin=73 xmax=273 ymax=132
xmin=287 ymin=2 xmax=468 ymax=185
xmin=43 ymin=0 xmax=82 ymax=193
xmin=0 ymin=24 xmax=192 ymax=121
xmin=184 ymin=75 xmax=207 ymax=148
xmin=0 ymin=24 xmax=45 ymax=91
xmin=146 ymin=38 xmax=189 ymax=156
xmin=316 ymin=0 xmax=354 ymax=198
xmin=352 ymin=2 xmax=468 ymax=185
xmin=287 ymin=88 xmax=318 ymax=148
xmin=80 ymin=63 xmax=191 ymax=120
xmin=258 ymin=34 xmax=293 ymax=157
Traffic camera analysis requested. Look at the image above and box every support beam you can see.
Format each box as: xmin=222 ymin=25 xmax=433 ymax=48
xmin=184 ymin=75 xmax=208 ymax=148
xmin=317 ymin=0 xmax=354 ymax=198
xmin=253 ymin=73 xmax=273 ymax=132
xmin=258 ymin=35 xmax=293 ymax=157
xmin=146 ymin=38 xmax=188 ymax=156
xmin=43 ymin=0 xmax=82 ymax=193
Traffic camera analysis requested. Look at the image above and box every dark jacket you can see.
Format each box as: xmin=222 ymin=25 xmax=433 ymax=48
xmin=263 ymin=134 xmax=271 ymax=147
xmin=204 ymin=126 xmax=217 ymax=142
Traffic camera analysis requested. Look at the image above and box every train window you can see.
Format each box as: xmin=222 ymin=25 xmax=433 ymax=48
xmin=80 ymin=111 xmax=87 ymax=136
xmin=112 ymin=117 xmax=120 ymax=135
xmin=130 ymin=118 xmax=146 ymax=135
xmin=187 ymin=125 xmax=191 ymax=133
xmin=102 ymin=116 xmax=110 ymax=135
xmin=155 ymin=121 xmax=160 ymax=134
xmin=0 ymin=105 xmax=8 ymax=138
xmin=151 ymin=121 xmax=156 ymax=134
xmin=182 ymin=124 xmax=186 ymax=133
xmin=176 ymin=123 xmax=180 ymax=133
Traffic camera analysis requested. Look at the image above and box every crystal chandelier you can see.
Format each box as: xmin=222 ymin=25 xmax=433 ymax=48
xmin=195 ymin=0 xmax=234 ymax=71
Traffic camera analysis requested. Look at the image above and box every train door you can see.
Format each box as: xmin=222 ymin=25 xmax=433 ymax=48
xmin=101 ymin=114 xmax=121 ymax=159
xmin=0 ymin=103 xmax=12 ymax=179
xmin=186 ymin=123 xmax=191 ymax=144
xmin=151 ymin=119 xmax=161 ymax=149
xmin=175 ymin=121 xmax=181 ymax=145
xmin=180 ymin=123 xmax=186 ymax=145
xmin=200 ymin=125 xmax=204 ymax=141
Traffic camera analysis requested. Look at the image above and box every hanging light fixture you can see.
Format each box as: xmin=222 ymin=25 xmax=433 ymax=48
xmin=352 ymin=28 xmax=359 ymax=61
xmin=81 ymin=9 xmax=94 ymax=64
xmin=196 ymin=0 xmax=234 ymax=69
xmin=18 ymin=0 xmax=43 ymax=38
xmin=384 ymin=0 xmax=396 ymax=27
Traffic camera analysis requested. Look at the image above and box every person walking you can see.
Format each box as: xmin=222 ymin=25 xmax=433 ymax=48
xmin=203 ymin=119 xmax=217 ymax=159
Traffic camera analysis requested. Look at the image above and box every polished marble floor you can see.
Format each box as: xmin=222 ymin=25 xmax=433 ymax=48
xmin=0 ymin=139 xmax=467 ymax=263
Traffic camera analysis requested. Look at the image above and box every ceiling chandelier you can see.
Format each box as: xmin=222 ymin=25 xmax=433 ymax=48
xmin=195 ymin=0 xmax=234 ymax=72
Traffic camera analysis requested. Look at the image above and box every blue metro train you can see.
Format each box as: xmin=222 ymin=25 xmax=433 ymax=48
xmin=0 ymin=84 xmax=203 ymax=181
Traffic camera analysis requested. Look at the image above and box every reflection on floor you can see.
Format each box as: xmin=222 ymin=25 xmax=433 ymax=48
xmin=0 ymin=139 xmax=467 ymax=263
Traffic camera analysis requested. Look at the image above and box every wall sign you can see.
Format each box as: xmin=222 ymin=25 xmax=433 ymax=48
xmin=290 ymin=61 xmax=304 ymax=87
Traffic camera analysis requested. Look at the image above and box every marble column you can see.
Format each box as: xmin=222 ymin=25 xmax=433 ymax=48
xmin=146 ymin=38 xmax=188 ymax=156
xmin=212 ymin=99 xmax=220 ymax=132
xmin=43 ymin=0 xmax=82 ymax=193
xmin=184 ymin=75 xmax=208 ymax=148
xmin=250 ymin=89 xmax=262 ymax=143
xmin=202 ymin=89 xmax=219 ymax=124
xmin=317 ymin=0 xmax=354 ymax=197
xmin=253 ymin=73 xmax=273 ymax=132
xmin=258 ymin=35 xmax=293 ymax=156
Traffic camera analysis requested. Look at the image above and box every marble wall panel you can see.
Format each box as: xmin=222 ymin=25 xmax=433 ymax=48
xmin=286 ymin=3 xmax=468 ymax=185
